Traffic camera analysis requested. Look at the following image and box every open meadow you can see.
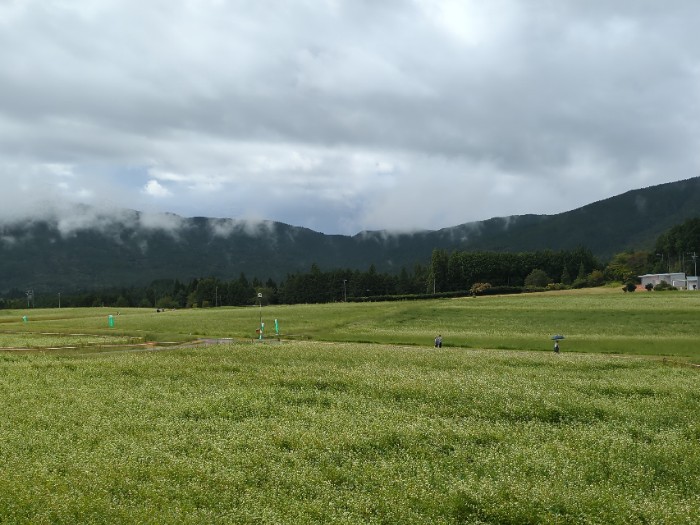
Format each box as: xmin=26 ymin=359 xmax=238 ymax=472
xmin=2 ymin=287 xmax=700 ymax=360
xmin=0 ymin=289 xmax=699 ymax=523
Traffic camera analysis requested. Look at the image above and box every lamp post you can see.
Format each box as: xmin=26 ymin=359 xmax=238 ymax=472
xmin=257 ymin=292 xmax=263 ymax=339
xmin=343 ymin=279 xmax=347 ymax=302
xmin=58 ymin=292 xmax=61 ymax=309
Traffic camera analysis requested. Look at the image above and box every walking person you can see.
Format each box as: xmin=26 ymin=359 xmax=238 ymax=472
xmin=434 ymin=335 xmax=443 ymax=348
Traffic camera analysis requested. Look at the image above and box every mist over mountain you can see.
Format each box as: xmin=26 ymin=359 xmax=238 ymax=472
xmin=1 ymin=177 xmax=699 ymax=294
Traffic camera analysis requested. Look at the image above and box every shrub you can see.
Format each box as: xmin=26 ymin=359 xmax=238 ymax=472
xmin=156 ymin=296 xmax=178 ymax=309
xmin=470 ymin=283 xmax=492 ymax=295
xmin=524 ymin=269 xmax=550 ymax=288
xmin=475 ymin=286 xmax=523 ymax=296
xmin=588 ymin=270 xmax=605 ymax=287
xmin=115 ymin=296 xmax=131 ymax=308
xmin=654 ymin=281 xmax=678 ymax=291
xmin=571 ymin=278 xmax=588 ymax=289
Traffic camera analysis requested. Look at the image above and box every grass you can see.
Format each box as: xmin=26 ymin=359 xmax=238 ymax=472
xmin=0 ymin=289 xmax=699 ymax=522
xmin=0 ymin=333 xmax=143 ymax=350
xmin=0 ymin=342 xmax=698 ymax=523
xmin=2 ymin=288 xmax=700 ymax=360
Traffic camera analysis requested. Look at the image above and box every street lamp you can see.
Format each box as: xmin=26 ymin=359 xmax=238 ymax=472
xmin=258 ymin=292 xmax=263 ymax=337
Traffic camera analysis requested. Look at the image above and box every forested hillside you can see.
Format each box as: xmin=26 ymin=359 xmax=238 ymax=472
xmin=1 ymin=177 xmax=699 ymax=295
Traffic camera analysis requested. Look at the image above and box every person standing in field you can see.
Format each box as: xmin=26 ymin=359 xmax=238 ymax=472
xmin=554 ymin=341 xmax=560 ymax=353
xmin=435 ymin=335 xmax=443 ymax=348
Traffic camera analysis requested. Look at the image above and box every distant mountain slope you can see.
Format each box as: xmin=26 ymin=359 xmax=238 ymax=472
xmin=443 ymin=176 xmax=700 ymax=254
xmin=1 ymin=177 xmax=698 ymax=293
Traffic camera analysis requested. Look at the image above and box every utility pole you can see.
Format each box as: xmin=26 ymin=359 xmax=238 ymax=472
xmin=343 ymin=279 xmax=347 ymax=302
xmin=689 ymin=252 xmax=698 ymax=290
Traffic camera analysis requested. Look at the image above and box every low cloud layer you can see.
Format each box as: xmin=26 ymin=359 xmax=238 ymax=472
xmin=1 ymin=1 xmax=698 ymax=234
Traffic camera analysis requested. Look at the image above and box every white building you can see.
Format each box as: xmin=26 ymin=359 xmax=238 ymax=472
xmin=639 ymin=273 xmax=698 ymax=290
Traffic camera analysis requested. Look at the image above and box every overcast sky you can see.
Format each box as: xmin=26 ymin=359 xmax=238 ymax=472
xmin=1 ymin=0 xmax=698 ymax=234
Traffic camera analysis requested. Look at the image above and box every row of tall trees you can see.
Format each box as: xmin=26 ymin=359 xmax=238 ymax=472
xmin=0 ymin=275 xmax=261 ymax=310
xmin=1 ymin=248 xmax=600 ymax=309
xmin=653 ymin=217 xmax=700 ymax=275
xmin=277 ymin=263 xmax=430 ymax=304
xmin=428 ymin=247 xmax=600 ymax=291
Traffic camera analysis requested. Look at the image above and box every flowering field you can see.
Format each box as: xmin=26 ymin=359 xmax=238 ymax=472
xmin=2 ymin=288 xmax=698 ymax=360
xmin=0 ymin=341 xmax=698 ymax=523
xmin=0 ymin=332 xmax=142 ymax=350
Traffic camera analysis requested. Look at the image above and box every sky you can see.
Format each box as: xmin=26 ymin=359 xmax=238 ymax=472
xmin=1 ymin=0 xmax=699 ymax=235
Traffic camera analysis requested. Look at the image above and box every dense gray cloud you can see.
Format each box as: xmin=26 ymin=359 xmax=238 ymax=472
xmin=1 ymin=0 xmax=699 ymax=234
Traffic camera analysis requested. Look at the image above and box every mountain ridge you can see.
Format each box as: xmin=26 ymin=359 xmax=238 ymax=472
xmin=1 ymin=177 xmax=699 ymax=294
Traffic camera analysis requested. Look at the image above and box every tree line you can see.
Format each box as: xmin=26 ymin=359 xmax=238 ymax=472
xmin=3 ymin=217 xmax=699 ymax=309
xmin=0 ymin=248 xmax=598 ymax=309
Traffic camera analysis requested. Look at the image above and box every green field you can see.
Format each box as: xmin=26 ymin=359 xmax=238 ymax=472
xmin=2 ymin=288 xmax=700 ymax=360
xmin=1 ymin=290 xmax=699 ymax=523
